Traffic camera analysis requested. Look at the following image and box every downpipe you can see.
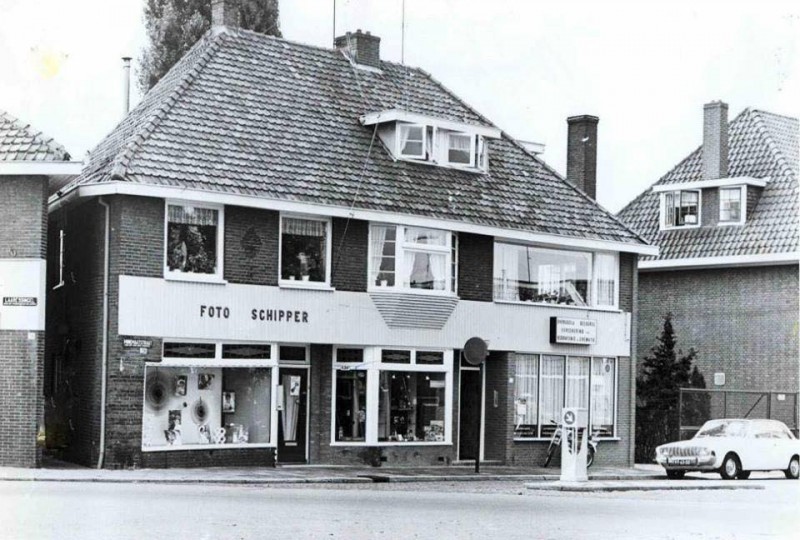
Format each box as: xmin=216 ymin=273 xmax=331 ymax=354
xmin=96 ymin=197 xmax=110 ymax=469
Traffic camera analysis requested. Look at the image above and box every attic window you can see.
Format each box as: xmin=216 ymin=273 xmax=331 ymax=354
xmin=399 ymin=124 xmax=426 ymax=159
xmin=719 ymin=187 xmax=743 ymax=224
xmin=662 ymin=190 xmax=699 ymax=229
xmin=447 ymin=133 xmax=473 ymax=165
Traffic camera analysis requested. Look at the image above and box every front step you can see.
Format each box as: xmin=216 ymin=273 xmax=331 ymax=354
xmin=451 ymin=460 xmax=503 ymax=466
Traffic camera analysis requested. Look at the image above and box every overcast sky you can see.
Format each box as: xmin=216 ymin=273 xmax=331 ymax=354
xmin=1 ymin=0 xmax=797 ymax=212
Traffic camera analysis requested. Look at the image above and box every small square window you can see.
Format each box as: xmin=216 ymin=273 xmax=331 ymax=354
xmin=399 ymin=124 xmax=426 ymax=159
xmin=663 ymin=190 xmax=700 ymax=228
xmin=447 ymin=133 xmax=473 ymax=165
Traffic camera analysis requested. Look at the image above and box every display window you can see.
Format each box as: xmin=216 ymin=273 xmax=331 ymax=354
xmin=513 ymin=353 xmax=617 ymax=440
xmin=332 ymin=347 xmax=453 ymax=446
xmin=142 ymin=342 xmax=277 ymax=451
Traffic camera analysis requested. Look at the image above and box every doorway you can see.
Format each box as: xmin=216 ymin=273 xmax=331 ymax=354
xmin=458 ymin=367 xmax=484 ymax=461
xmin=277 ymin=367 xmax=308 ymax=463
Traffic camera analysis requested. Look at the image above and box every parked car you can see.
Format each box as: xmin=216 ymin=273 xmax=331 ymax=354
xmin=655 ymin=419 xmax=800 ymax=480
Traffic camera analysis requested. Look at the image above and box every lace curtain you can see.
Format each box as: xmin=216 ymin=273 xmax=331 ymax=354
xmin=283 ymin=217 xmax=326 ymax=237
xmin=370 ymin=225 xmax=388 ymax=284
xmin=168 ymin=205 xmax=217 ymax=226
xmin=592 ymin=358 xmax=615 ymax=429
xmin=515 ymin=355 xmax=538 ymax=428
xmin=595 ymin=253 xmax=617 ymax=306
xmin=540 ymin=356 xmax=564 ymax=426
xmin=565 ymin=357 xmax=590 ymax=409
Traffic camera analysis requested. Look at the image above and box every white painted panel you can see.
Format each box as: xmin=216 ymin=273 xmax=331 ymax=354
xmin=0 ymin=259 xmax=46 ymax=331
xmin=118 ymin=276 xmax=632 ymax=356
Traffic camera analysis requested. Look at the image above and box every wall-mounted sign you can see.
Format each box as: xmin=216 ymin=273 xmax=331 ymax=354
xmin=3 ymin=296 xmax=37 ymax=307
xmin=123 ymin=338 xmax=153 ymax=349
xmin=549 ymin=317 xmax=597 ymax=345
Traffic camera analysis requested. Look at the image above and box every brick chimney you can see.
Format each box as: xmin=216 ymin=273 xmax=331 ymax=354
xmin=335 ymin=30 xmax=381 ymax=69
xmin=566 ymin=115 xmax=599 ymax=199
xmin=702 ymin=101 xmax=729 ymax=180
xmin=212 ymin=0 xmax=240 ymax=28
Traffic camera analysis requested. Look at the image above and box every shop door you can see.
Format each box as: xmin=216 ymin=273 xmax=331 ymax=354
xmin=458 ymin=368 xmax=482 ymax=461
xmin=278 ymin=368 xmax=308 ymax=463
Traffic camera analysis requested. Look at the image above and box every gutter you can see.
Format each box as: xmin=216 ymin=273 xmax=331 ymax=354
xmin=96 ymin=197 xmax=111 ymax=469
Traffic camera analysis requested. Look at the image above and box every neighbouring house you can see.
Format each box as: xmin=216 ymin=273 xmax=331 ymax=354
xmin=618 ymin=101 xmax=799 ymax=431
xmin=44 ymin=0 xmax=655 ymax=469
xmin=0 ymin=110 xmax=81 ymax=467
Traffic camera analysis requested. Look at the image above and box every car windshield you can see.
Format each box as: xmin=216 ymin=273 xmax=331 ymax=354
xmin=695 ymin=420 xmax=748 ymax=438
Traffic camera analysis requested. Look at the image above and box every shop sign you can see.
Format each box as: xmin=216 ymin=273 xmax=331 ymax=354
xmin=123 ymin=338 xmax=153 ymax=349
xmin=3 ymin=296 xmax=37 ymax=307
xmin=549 ymin=317 xmax=597 ymax=345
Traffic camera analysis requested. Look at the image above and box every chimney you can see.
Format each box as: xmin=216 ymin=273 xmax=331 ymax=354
xmin=335 ymin=30 xmax=381 ymax=69
xmin=122 ymin=57 xmax=132 ymax=114
xmin=566 ymin=115 xmax=599 ymax=199
xmin=702 ymin=101 xmax=729 ymax=180
xmin=212 ymin=0 xmax=240 ymax=29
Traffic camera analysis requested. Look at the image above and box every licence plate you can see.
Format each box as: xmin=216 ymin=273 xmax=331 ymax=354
xmin=669 ymin=457 xmax=696 ymax=465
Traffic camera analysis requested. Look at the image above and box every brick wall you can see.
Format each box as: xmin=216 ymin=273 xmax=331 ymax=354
xmin=483 ymin=351 xmax=512 ymax=462
xmin=457 ymin=232 xmax=493 ymax=302
xmin=224 ymin=206 xmax=279 ymax=286
xmin=0 ymin=176 xmax=47 ymax=258
xmin=638 ymin=265 xmax=799 ymax=393
xmin=701 ymin=188 xmax=719 ymax=227
xmin=331 ymin=217 xmax=368 ymax=292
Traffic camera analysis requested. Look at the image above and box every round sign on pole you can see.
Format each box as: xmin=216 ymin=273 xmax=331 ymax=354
xmin=463 ymin=337 xmax=488 ymax=366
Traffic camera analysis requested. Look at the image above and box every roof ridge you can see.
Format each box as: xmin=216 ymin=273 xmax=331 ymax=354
xmin=750 ymin=109 xmax=799 ymax=123
xmin=749 ymin=109 xmax=796 ymax=177
xmin=109 ymin=31 xmax=227 ymax=180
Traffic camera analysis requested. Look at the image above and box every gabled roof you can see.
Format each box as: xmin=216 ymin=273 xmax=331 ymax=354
xmin=65 ymin=28 xmax=648 ymax=248
xmin=617 ymin=109 xmax=798 ymax=262
xmin=0 ymin=110 xmax=70 ymax=162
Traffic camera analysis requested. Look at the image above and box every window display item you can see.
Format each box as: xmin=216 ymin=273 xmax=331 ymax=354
xmin=174 ymin=375 xmax=187 ymax=396
xmin=198 ymin=373 xmax=215 ymax=390
xmin=145 ymin=371 xmax=169 ymax=411
xmin=222 ymin=392 xmax=235 ymax=413
xmin=164 ymin=409 xmax=182 ymax=445
xmin=191 ymin=398 xmax=208 ymax=425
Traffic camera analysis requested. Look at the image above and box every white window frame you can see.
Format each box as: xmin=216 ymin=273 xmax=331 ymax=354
xmin=513 ymin=353 xmax=618 ymax=441
xmin=718 ymin=185 xmax=746 ymax=226
xmin=368 ymin=224 xmax=456 ymax=296
xmin=446 ymin=132 xmax=476 ymax=167
xmin=142 ymin=340 xmax=279 ymax=452
xmin=163 ymin=200 xmax=225 ymax=283
xmin=493 ymin=241 xmax=620 ymax=310
xmin=330 ymin=346 xmax=453 ymax=446
xmin=53 ymin=228 xmax=66 ymax=290
xmin=396 ymin=123 xmax=427 ymax=160
xmin=278 ymin=213 xmax=333 ymax=289
xmin=660 ymin=190 xmax=701 ymax=230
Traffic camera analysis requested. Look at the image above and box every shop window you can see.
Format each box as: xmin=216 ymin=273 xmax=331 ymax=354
xmin=513 ymin=354 xmax=617 ymax=439
xmin=163 ymin=342 xmax=216 ymax=358
xmin=378 ymin=371 xmax=446 ymax=442
xmin=398 ymin=124 xmax=426 ymax=159
xmin=142 ymin=365 xmax=272 ymax=449
xmin=662 ymin=190 xmax=700 ymax=228
xmin=332 ymin=348 xmax=452 ymax=445
xmin=279 ymin=345 xmax=308 ymax=363
xmin=369 ymin=225 xmax=455 ymax=293
xmin=280 ymin=216 xmax=330 ymax=285
xmin=165 ymin=203 xmax=222 ymax=279
xmin=719 ymin=187 xmax=743 ymax=223
xmin=221 ymin=344 xmax=271 ymax=359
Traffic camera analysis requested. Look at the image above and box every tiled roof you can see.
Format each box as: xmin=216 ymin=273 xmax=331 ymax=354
xmin=0 ymin=110 xmax=70 ymax=162
xmin=617 ymin=109 xmax=798 ymax=261
xmin=69 ymin=28 xmax=647 ymax=247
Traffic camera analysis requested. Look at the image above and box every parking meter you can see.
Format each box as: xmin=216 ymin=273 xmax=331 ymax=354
xmin=560 ymin=407 xmax=589 ymax=482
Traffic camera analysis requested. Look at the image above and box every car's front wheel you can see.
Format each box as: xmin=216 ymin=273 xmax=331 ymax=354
xmin=666 ymin=470 xmax=685 ymax=480
xmin=720 ymin=454 xmax=741 ymax=480
xmin=785 ymin=456 xmax=800 ymax=480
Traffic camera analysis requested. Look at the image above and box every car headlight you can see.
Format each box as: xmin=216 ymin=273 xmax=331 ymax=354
xmin=697 ymin=448 xmax=712 ymax=457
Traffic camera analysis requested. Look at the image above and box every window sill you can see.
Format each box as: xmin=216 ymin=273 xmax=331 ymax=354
xmin=279 ymin=281 xmax=335 ymax=292
xmin=330 ymin=441 xmax=452 ymax=447
xmin=513 ymin=437 xmax=621 ymax=442
xmin=661 ymin=224 xmax=701 ymax=231
xmin=717 ymin=221 xmax=745 ymax=227
xmin=368 ymin=287 xmax=458 ymax=298
xmin=142 ymin=443 xmax=274 ymax=452
xmin=164 ymin=273 xmax=227 ymax=285
xmin=494 ymin=299 xmax=620 ymax=313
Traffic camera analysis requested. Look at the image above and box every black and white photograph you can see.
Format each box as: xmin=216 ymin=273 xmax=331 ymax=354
xmin=0 ymin=0 xmax=798 ymax=539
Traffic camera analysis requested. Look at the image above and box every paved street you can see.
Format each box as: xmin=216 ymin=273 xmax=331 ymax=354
xmin=2 ymin=477 xmax=798 ymax=539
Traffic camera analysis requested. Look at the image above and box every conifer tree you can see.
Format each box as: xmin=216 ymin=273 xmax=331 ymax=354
xmin=138 ymin=0 xmax=281 ymax=92
xmin=635 ymin=313 xmax=706 ymax=462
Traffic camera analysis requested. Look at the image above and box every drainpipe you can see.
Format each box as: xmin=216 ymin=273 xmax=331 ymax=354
xmin=96 ymin=197 xmax=110 ymax=469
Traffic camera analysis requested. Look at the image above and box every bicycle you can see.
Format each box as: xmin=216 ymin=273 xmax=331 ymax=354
xmin=542 ymin=423 xmax=598 ymax=468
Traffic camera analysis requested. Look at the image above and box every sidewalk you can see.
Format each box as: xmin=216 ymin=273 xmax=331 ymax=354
xmin=0 ymin=461 xmax=664 ymax=486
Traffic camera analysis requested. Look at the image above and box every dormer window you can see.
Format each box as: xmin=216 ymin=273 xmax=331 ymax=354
xmin=447 ymin=133 xmax=473 ymax=165
xmin=398 ymin=124 xmax=426 ymax=159
xmin=662 ymin=190 xmax=700 ymax=229
xmin=719 ymin=187 xmax=743 ymax=224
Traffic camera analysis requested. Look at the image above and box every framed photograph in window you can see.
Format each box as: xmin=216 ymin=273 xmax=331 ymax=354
xmin=222 ymin=392 xmax=236 ymax=413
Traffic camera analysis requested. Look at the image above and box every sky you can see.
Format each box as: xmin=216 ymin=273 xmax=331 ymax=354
xmin=0 ymin=0 xmax=797 ymax=213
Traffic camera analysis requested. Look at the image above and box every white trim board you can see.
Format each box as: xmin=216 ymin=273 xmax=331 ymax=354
xmin=50 ymin=182 xmax=658 ymax=256
xmin=360 ymin=109 xmax=501 ymax=139
xmin=652 ymin=176 xmax=768 ymax=193
xmin=0 ymin=161 xmax=83 ymax=176
xmin=639 ymin=252 xmax=800 ymax=271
